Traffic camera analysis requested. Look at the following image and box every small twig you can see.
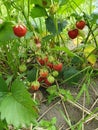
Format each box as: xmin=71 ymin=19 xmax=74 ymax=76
xmin=30 ymin=124 xmax=33 ymax=130
xmin=84 ymin=112 xmax=98 ymax=123
xmin=58 ymin=124 xmax=65 ymax=130
xmin=90 ymin=83 xmax=98 ymax=96
xmin=67 ymin=99 xmax=98 ymax=120
xmin=77 ymin=75 xmax=86 ymax=90
xmin=90 ymin=98 xmax=98 ymax=111
xmin=61 ymin=100 xmax=70 ymax=122
xmin=37 ymin=99 xmax=61 ymax=122
xmin=82 ymin=92 xmax=85 ymax=130
xmin=95 ymin=128 xmax=98 ymax=130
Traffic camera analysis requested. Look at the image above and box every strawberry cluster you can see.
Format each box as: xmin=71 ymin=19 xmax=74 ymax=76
xmin=68 ymin=20 xmax=86 ymax=39
xmin=30 ymin=55 xmax=63 ymax=91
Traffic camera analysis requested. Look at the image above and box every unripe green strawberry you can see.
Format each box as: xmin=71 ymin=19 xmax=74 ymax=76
xmin=52 ymin=71 xmax=59 ymax=77
xmin=47 ymin=75 xmax=55 ymax=84
xmin=19 ymin=64 xmax=27 ymax=72
xmin=31 ymin=81 xmax=40 ymax=91
xmin=49 ymin=2 xmax=59 ymax=15
xmin=49 ymin=56 xmax=55 ymax=62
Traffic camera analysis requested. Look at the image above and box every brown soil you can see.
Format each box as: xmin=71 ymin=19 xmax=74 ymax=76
xmin=37 ymin=79 xmax=98 ymax=130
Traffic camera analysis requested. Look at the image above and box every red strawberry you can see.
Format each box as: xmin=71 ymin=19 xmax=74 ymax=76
xmin=37 ymin=57 xmax=48 ymax=65
xmin=31 ymin=81 xmax=40 ymax=91
xmin=76 ymin=20 xmax=86 ymax=30
xmin=37 ymin=77 xmax=45 ymax=82
xmin=13 ymin=24 xmax=27 ymax=37
xmin=68 ymin=29 xmax=78 ymax=39
xmin=47 ymin=62 xmax=53 ymax=69
xmin=53 ymin=63 xmax=63 ymax=71
xmin=39 ymin=69 xmax=48 ymax=78
xmin=44 ymin=78 xmax=52 ymax=86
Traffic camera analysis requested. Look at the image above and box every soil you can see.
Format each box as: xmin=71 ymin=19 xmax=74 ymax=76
xmin=37 ymin=79 xmax=98 ymax=130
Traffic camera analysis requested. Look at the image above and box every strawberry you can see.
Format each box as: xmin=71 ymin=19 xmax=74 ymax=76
xmin=39 ymin=69 xmax=48 ymax=78
xmin=68 ymin=29 xmax=78 ymax=39
xmin=37 ymin=77 xmax=45 ymax=82
xmin=37 ymin=57 xmax=48 ymax=65
xmin=47 ymin=75 xmax=55 ymax=84
xmin=47 ymin=62 xmax=53 ymax=69
xmin=49 ymin=2 xmax=59 ymax=15
xmin=46 ymin=56 xmax=54 ymax=69
xmin=19 ymin=64 xmax=27 ymax=72
xmin=53 ymin=63 xmax=63 ymax=71
xmin=44 ymin=78 xmax=52 ymax=86
xmin=13 ymin=24 xmax=27 ymax=37
xmin=31 ymin=81 xmax=40 ymax=91
xmin=52 ymin=71 xmax=59 ymax=77
xmin=76 ymin=20 xmax=86 ymax=30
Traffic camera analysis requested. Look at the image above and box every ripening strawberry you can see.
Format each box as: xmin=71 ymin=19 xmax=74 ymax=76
xmin=39 ymin=69 xmax=48 ymax=78
xmin=31 ymin=81 xmax=40 ymax=91
xmin=68 ymin=29 xmax=78 ymax=39
xmin=53 ymin=63 xmax=63 ymax=71
xmin=76 ymin=20 xmax=86 ymax=30
xmin=13 ymin=24 xmax=27 ymax=37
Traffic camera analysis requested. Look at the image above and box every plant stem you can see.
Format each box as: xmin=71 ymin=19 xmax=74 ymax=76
xmin=84 ymin=14 xmax=98 ymax=47
xmin=28 ymin=0 xmax=30 ymax=18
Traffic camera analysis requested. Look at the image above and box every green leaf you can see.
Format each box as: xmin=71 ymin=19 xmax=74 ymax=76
xmin=0 ymin=76 xmax=8 ymax=100
xmin=60 ymin=110 xmax=73 ymax=129
xmin=58 ymin=20 xmax=67 ymax=33
xmin=6 ymin=75 xmax=13 ymax=86
xmin=58 ymin=0 xmax=85 ymax=15
xmin=59 ymin=89 xmax=73 ymax=101
xmin=51 ymin=117 xmax=57 ymax=125
xmin=47 ymin=85 xmax=58 ymax=95
xmin=0 ymin=79 xmax=38 ymax=127
xmin=27 ymin=67 xmax=37 ymax=82
xmin=75 ymin=83 xmax=86 ymax=101
xmin=0 ymin=22 xmax=16 ymax=42
xmin=90 ymin=13 xmax=98 ymax=24
xmin=63 ymin=67 xmax=81 ymax=85
xmin=45 ymin=17 xmax=56 ymax=34
xmin=45 ymin=18 xmax=67 ymax=34
xmin=0 ymin=119 xmax=8 ymax=130
xmin=71 ymin=56 xmax=83 ymax=65
xmin=11 ymin=79 xmax=37 ymax=110
xmin=52 ymin=46 xmax=75 ymax=57
xmin=47 ymin=85 xmax=58 ymax=103
xmin=59 ymin=0 xmax=69 ymax=6
xmin=31 ymin=5 xmax=47 ymax=18
xmin=42 ymin=35 xmax=54 ymax=42
xmin=31 ymin=0 xmax=51 ymax=8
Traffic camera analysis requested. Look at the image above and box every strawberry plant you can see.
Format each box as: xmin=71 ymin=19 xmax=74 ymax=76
xmin=0 ymin=0 xmax=98 ymax=129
